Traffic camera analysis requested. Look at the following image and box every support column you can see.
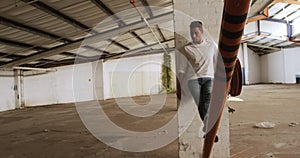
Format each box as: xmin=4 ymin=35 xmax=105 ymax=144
xmin=174 ymin=0 xmax=230 ymax=157
xmin=92 ymin=60 xmax=104 ymax=100
xmin=14 ymin=69 xmax=25 ymax=109
xmin=243 ymin=43 xmax=250 ymax=85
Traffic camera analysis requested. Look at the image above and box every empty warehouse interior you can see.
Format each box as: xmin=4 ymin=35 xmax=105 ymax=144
xmin=0 ymin=0 xmax=300 ymax=158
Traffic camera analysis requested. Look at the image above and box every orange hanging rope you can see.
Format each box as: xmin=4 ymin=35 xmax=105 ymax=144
xmin=202 ymin=0 xmax=251 ymax=157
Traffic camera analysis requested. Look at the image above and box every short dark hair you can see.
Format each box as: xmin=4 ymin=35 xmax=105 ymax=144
xmin=190 ymin=21 xmax=203 ymax=31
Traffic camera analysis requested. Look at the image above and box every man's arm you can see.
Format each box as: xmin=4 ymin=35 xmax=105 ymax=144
xmin=176 ymin=45 xmax=190 ymax=100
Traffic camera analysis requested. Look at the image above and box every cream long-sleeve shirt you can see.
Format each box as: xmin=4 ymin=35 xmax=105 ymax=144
xmin=178 ymin=39 xmax=218 ymax=80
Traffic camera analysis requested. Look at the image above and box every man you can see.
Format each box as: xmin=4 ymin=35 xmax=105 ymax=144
xmin=178 ymin=21 xmax=219 ymax=142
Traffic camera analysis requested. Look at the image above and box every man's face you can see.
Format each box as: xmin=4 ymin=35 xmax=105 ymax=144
xmin=190 ymin=27 xmax=203 ymax=44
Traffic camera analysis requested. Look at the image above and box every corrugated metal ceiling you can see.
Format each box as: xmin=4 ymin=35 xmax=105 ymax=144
xmin=0 ymin=0 xmax=174 ymax=68
xmin=243 ymin=0 xmax=300 ymax=55
xmin=0 ymin=0 xmax=300 ymax=69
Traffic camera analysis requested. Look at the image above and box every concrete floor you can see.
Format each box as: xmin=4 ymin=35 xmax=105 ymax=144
xmin=229 ymin=84 xmax=300 ymax=158
xmin=0 ymin=95 xmax=178 ymax=158
xmin=0 ymin=84 xmax=299 ymax=157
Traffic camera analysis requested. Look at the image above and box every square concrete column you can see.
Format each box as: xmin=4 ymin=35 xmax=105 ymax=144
xmin=92 ymin=60 xmax=104 ymax=100
xmin=174 ymin=0 xmax=230 ymax=157
xmin=14 ymin=69 xmax=25 ymax=109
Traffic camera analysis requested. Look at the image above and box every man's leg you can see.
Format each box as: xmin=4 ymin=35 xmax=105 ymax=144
xmin=188 ymin=79 xmax=203 ymax=119
xmin=201 ymin=78 xmax=218 ymax=142
xmin=199 ymin=78 xmax=213 ymax=132
xmin=202 ymin=78 xmax=213 ymax=119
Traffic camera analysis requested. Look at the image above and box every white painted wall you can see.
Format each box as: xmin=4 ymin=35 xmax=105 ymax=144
xmin=241 ymin=43 xmax=249 ymax=84
xmin=1 ymin=53 xmax=174 ymax=111
xmin=103 ymin=53 xmax=176 ymax=99
xmin=282 ymin=47 xmax=300 ymax=83
xmin=260 ymin=47 xmax=300 ymax=84
xmin=292 ymin=17 xmax=300 ymax=37
xmin=55 ymin=65 xmax=75 ymax=103
xmin=0 ymin=71 xmax=15 ymax=112
xmin=19 ymin=53 xmax=176 ymax=108
xmin=244 ymin=20 xmax=287 ymax=39
xmin=260 ymin=20 xmax=287 ymax=37
xmin=261 ymin=50 xmax=285 ymax=83
xmin=244 ymin=21 xmax=258 ymax=35
xmin=242 ymin=17 xmax=300 ymax=84
xmin=247 ymin=48 xmax=261 ymax=84
xmin=24 ymin=62 xmax=95 ymax=107
xmin=237 ymin=45 xmax=244 ymax=67
xmin=72 ymin=62 xmax=94 ymax=102
xmin=24 ymin=72 xmax=57 ymax=106
xmin=240 ymin=46 xmax=300 ymax=84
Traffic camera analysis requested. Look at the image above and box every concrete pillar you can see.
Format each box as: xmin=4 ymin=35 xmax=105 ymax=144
xmin=14 ymin=69 xmax=25 ymax=109
xmin=174 ymin=0 xmax=230 ymax=157
xmin=92 ymin=60 xmax=104 ymax=100
xmin=243 ymin=43 xmax=250 ymax=85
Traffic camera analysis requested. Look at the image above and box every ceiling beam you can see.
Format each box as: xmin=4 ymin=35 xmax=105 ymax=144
xmin=0 ymin=16 xmax=70 ymax=43
xmin=106 ymin=38 xmax=174 ymax=60
xmin=246 ymin=42 xmax=281 ymax=50
xmin=90 ymin=0 xmax=122 ymax=25
xmin=38 ymin=59 xmax=98 ymax=68
xmin=130 ymin=31 xmax=148 ymax=45
xmin=269 ymin=4 xmax=292 ymax=18
xmin=140 ymin=0 xmax=154 ymax=17
xmin=155 ymin=26 xmax=166 ymax=41
xmin=248 ymin=0 xmax=300 ymax=23
xmin=0 ymin=38 xmax=87 ymax=59
xmin=108 ymin=47 xmax=175 ymax=60
xmin=283 ymin=8 xmax=300 ymax=21
xmin=0 ymin=15 xmax=107 ymax=58
xmin=0 ymin=38 xmax=45 ymax=51
xmin=91 ymin=0 xmax=148 ymax=45
xmin=60 ymin=52 xmax=83 ymax=58
xmin=36 ymin=55 xmax=105 ymax=68
xmin=140 ymin=0 xmax=166 ymax=41
xmin=107 ymin=39 xmax=130 ymax=50
xmin=247 ymin=8 xmax=269 ymax=23
xmin=0 ymin=52 xmax=55 ymax=63
xmin=0 ymin=61 xmax=5 ymax=65
xmin=272 ymin=0 xmax=300 ymax=5
xmin=248 ymin=0 xmax=273 ymax=17
xmin=0 ymin=52 xmax=25 ymax=60
xmin=0 ymin=11 xmax=173 ymax=68
xmin=251 ymin=36 xmax=270 ymax=45
xmin=21 ymin=0 xmax=95 ymax=33
xmin=83 ymin=45 xmax=110 ymax=55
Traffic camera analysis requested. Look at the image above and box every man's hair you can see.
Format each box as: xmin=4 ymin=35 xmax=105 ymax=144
xmin=190 ymin=21 xmax=203 ymax=31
